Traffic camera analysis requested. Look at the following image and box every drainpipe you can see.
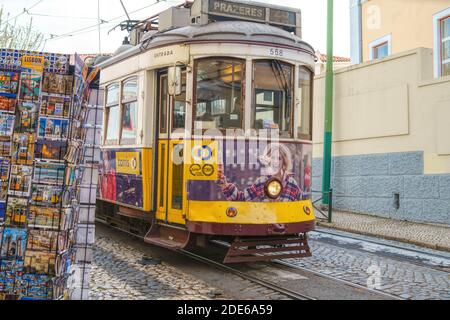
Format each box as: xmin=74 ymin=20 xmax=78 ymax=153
xmin=358 ymin=0 xmax=363 ymax=63
xmin=322 ymin=0 xmax=334 ymax=205
xmin=350 ymin=0 xmax=363 ymax=64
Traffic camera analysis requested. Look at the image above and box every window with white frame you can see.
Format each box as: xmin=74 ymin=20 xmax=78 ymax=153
xmin=369 ymin=34 xmax=391 ymax=60
xmin=434 ymin=8 xmax=450 ymax=77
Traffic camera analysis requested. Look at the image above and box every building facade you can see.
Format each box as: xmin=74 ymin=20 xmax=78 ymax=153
xmin=313 ymin=48 xmax=450 ymax=226
xmin=350 ymin=0 xmax=450 ymax=78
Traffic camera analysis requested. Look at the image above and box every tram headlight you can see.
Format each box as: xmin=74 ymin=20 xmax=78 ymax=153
xmin=265 ymin=178 xmax=282 ymax=199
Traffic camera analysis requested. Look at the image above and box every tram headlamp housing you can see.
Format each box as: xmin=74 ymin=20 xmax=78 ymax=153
xmin=265 ymin=178 xmax=282 ymax=199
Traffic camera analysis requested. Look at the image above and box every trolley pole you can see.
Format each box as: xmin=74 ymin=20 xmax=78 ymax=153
xmin=322 ymin=0 xmax=334 ymax=205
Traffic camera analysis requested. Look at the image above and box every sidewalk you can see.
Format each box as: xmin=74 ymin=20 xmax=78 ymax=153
xmin=316 ymin=210 xmax=450 ymax=252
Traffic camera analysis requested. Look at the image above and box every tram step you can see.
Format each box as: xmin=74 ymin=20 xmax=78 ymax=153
xmin=223 ymin=234 xmax=311 ymax=263
xmin=144 ymin=223 xmax=192 ymax=250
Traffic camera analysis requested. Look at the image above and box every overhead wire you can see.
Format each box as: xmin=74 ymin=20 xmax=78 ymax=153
xmin=0 ymin=0 xmax=44 ymax=27
xmin=43 ymin=0 xmax=181 ymax=43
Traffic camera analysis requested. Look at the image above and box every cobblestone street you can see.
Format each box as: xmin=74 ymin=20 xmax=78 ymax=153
xmin=90 ymin=224 xmax=450 ymax=300
xmin=286 ymin=229 xmax=450 ymax=300
xmin=90 ymin=235 xmax=228 ymax=300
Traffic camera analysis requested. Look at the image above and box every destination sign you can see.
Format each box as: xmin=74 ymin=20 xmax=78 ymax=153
xmin=207 ymin=0 xmax=298 ymax=27
xmin=209 ymin=0 xmax=265 ymax=21
xmin=270 ymin=9 xmax=296 ymax=26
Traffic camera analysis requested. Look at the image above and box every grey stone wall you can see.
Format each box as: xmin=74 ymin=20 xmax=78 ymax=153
xmin=312 ymin=151 xmax=450 ymax=225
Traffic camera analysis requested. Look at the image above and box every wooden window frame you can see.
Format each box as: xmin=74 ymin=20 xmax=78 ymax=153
xmin=251 ymin=59 xmax=295 ymax=139
xmin=104 ymin=83 xmax=120 ymax=145
xmin=440 ymin=15 xmax=450 ymax=77
xmin=120 ymin=76 xmax=139 ymax=145
xmin=192 ymin=57 xmax=246 ymax=133
xmin=372 ymin=41 xmax=388 ymax=60
xmin=297 ymin=66 xmax=314 ymax=141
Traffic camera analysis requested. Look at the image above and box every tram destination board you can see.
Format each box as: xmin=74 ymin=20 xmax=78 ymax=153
xmin=209 ymin=0 xmax=265 ymax=21
xmin=207 ymin=0 xmax=299 ymax=28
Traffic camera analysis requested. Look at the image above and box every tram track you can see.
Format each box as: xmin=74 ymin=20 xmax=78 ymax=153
xmin=96 ymin=220 xmax=315 ymax=300
xmin=313 ymin=228 xmax=450 ymax=262
xmin=210 ymin=239 xmax=404 ymax=300
xmin=178 ymin=249 xmax=316 ymax=300
xmin=97 ymin=220 xmax=403 ymax=300
xmin=310 ymin=228 xmax=450 ymax=274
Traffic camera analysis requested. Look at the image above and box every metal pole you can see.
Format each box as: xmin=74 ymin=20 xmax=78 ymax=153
xmin=322 ymin=0 xmax=334 ymax=205
xmin=98 ymin=0 xmax=101 ymax=54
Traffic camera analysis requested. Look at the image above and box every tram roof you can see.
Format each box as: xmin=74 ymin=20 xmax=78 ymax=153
xmin=98 ymin=21 xmax=315 ymax=69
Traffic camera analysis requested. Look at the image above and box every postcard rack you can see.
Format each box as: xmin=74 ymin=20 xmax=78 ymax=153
xmin=0 ymin=49 xmax=99 ymax=300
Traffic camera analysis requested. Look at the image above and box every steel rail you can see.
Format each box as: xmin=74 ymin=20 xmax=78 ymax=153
xmin=210 ymin=239 xmax=404 ymax=300
xmin=313 ymin=228 xmax=450 ymax=262
xmin=272 ymin=260 xmax=404 ymax=301
xmin=96 ymin=220 xmax=315 ymax=300
xmin=98 ymin=220 xmax=405 ymax=300
xmin=178 ymin=249 xmax=316 ymax=301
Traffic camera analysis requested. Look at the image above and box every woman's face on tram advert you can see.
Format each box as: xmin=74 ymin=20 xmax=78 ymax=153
xmin=258 ymin=144 xmax=291 ymax=179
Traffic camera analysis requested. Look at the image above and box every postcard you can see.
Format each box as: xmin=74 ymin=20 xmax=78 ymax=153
xmin=24 ymin=251 xmax=56 ymax=275
xmin=19 ymin=273 xmax=53 ymax=300
xmin=14 ymin=101 xmax=39 ymax=133
xmin=33 ymin=162 xmax=65 ymax=185
xmin=0 ymin=70 xmax=19 ymax=95
xmin=40 ymin=94 xmax=71 ymax=118
xmin=26 ymin=229 xmax=59 ymax=252
xmin=5 ymin=197 xmax=28 ymax=228
xmin=0 ymin=202 xmax=5 ymax=223
xmin=27 ymin=206 xmax=66 ymax=230
xmin=0 ymin=137 xmax=12 ymax=157
xmin=37 ymin=117 xmax=69 ymax=139
xmin=11 ymin=133 xmax=35 ymax=165
xmin=0 ymin=269 xmax=20 ymax=294
xmin=0 ymin=96 xmax=16 ymax=113
xmin=55 ymin=250 xmax=73 ymax=276
xmin=64 ymin=140 xmax=82 ymax=164
xmin=0 ymin=112 xmax=15 ymax=136
xmin=30 ymin=184 xmax=63 ymax=206
xmin=8 ymin=165 xmax=32 ymax=197
xmin=0 ymin=158 xmax=10 ymax=202
xmin=0 ymin=227 xmax=27 ymax=261
xmin=42 ymin=73 xmax=74 ymax=95
xmin=34 ymin=139 xmax=67 ymax=162
xmin=19 ymin=72 xmax=41 ymax=101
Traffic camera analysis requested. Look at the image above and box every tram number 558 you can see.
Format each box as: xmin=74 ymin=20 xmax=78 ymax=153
xmin=269 ymin=48 xmax=284 ymax=57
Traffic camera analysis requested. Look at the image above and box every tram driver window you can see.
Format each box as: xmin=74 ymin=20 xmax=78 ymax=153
xmin=194 ymin=58 xmax=244 ymax=130
xmin=298 ymin=67 xmax=313 ymax=140
xmin=121 ymin=77 xmax=138 ymax=143
xmin=252 ymin=60 xmax=294 ymax=138
xmin=105 ymin=83 xmax=120 ymax=143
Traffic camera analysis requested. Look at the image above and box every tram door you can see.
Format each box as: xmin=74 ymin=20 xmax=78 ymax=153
xmin=155 ymin=70 xmax=187 ymax=226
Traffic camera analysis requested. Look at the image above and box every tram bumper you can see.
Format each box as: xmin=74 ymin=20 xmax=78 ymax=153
xmin=186 ymin=220 xmax=315 ymax=236
xmin=186 ymin=200 xmax=316 ymax=236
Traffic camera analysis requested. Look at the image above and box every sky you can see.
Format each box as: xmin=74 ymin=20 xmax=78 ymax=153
xmin=0 ymin=0 xmax=350 ymax=57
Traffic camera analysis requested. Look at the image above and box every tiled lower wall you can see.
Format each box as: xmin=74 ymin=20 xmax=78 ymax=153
xmin=313 ymin=151 xmax=450 ymax=225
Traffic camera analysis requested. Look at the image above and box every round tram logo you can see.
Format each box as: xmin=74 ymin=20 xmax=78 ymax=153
xmin=192 ymin=145 xmax=213 ymax=162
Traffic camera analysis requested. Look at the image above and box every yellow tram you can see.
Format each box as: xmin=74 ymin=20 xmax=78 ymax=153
xmin=96 ymin=0 xmax=316 ymax=262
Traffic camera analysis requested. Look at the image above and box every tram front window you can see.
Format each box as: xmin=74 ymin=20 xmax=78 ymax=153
xmin=252 ymin=60 xmax=294 ymax=138
xmin=194 ymin=58 xmax=244 ymax=130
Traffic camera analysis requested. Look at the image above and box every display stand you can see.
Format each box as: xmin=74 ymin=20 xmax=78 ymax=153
xmin=0 ymin=50 xmax=99 ymax=300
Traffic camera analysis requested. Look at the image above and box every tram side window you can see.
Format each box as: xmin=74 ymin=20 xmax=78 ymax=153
xmin=173 ymin=72 xmax=187 ymax=130
xmin=105 ymin=83 xmax=120 ymax=143
xmin=194 ymin=58 xmax=245 ymax=130
xmin=298 ymin=67 xmax=313 ymax=140
xmin=121 ymin=77 xmax=138 ymax=142
xmin=252 ymin=60 xmax=294 ymax=138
